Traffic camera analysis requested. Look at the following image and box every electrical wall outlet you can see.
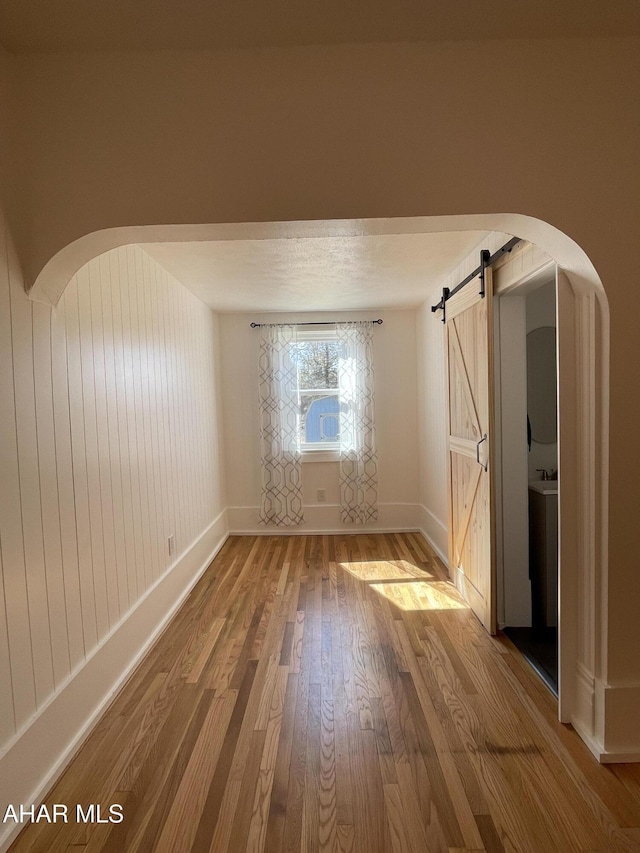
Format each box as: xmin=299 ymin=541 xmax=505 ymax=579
xmin=317 ymin=489 xmax=326 ymax=503
xmin=168 ymin=534 xmax=175 ymax=556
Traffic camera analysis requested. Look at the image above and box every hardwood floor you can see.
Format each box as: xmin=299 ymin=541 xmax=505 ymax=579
xmin=9 ymin=533 xmax=640 ymax=852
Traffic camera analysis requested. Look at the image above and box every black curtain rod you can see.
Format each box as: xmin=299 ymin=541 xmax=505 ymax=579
xmin=430 ymin=237 xmax=521 ymax=319
xmin=250 ymin=319 xmax=383 ymax=328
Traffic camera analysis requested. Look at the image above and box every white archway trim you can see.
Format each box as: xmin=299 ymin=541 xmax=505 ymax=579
xmin=27 ymin=212 xmax=620 ymax=759
xmin=28 ymin=213 xmax=604 ymax=307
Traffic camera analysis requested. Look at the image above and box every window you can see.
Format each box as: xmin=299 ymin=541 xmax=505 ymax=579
xmin=290 ymin=330 xmax=341 ymax=452
xmin=258 ymin=321 xmax=378 ymax=524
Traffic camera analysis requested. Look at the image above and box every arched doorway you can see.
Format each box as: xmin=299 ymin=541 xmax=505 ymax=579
xmin=26 ymin=212 xmax=609 ymax=756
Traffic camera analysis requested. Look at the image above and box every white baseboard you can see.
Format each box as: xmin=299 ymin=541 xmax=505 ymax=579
xmin=597 ymin=679 xmax=640 ymax=761
xmin=227 ymin=502 xmax=420 ymax=535
xmin=416 ymin=504 xmax=448 ymax=567
xmin=0 ymin=510 xmax=229 ymax=853
xmin=570 ymin=672 xmax=640 ymax=763
xmin=568 ymin=717 xmax=605 ymax=762
xmin=597 ymin=749 xmax=640 ymax=764
xmin=571 ymin=717 xmax=640 ymax=764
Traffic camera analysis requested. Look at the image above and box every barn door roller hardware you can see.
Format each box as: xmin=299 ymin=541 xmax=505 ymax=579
xmin=431 ymin=237 xmax=521 ymax=322
xmin=440 ymin=287 xmax=450 ymax=323
xmin=479 ymin=249 xmax=491 ymax=298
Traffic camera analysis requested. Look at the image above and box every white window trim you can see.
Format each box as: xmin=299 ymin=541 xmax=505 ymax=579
xmin=296 ymin=327 xmax=338 ymax=343
xmin=293 ymin=327 xmax=341 ymax=459
xmin=300 ymin=448 xmax=340 ymax=463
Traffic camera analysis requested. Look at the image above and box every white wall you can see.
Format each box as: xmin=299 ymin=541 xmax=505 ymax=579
xmin=0 ymin=48 xmax=12 ymax=203
xmin=415 ymin=300 xmax=448 ymax=560
xmin=526 ymin=279 xmax=558 ymax=479
xmin=493 ymin=273 xmax=557 ymax=628
xmin=495 ymin=292 xmax=529 ymax=627
xmin=0 ymin=213 xmax=227 ymax=846
xmin=220 ymin=309 xmax=419 ymax=532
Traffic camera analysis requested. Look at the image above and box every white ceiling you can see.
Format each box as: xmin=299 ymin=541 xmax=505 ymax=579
xmin=1 ymin=0 xmax=638 ymax=52
xmin=140 ymin=230 xmax=487 ymax=313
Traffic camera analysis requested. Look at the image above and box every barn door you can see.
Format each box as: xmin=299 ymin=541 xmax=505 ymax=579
xmin=445 ymin=266 xmax=496 ymax=633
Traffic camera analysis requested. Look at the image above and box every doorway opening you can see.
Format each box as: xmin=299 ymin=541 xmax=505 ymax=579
xmin=499 ymin=277 xmax=559 ymax=694
xmin=442 ymin=242 xmax=563 ymax=698
xmin=30 ymin=215 xmax=609 ymax=757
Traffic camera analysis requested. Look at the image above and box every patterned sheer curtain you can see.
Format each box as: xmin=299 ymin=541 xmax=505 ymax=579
xmin=258 ymin=324 xmax=304 ymax=526
xmin=337 ymin=322 xmax=378 ymax=523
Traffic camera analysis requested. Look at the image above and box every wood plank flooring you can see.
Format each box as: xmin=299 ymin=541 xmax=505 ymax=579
xmin=9 ymin=533 xmax=640 ymax=852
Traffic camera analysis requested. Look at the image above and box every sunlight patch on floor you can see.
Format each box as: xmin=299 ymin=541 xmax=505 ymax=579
xmin=369 ymin=580 xmax=469 ymax=612
xmin=339 ymin=559 xmax=434 ymax=584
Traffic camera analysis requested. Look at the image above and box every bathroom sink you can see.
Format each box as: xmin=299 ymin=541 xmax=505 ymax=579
xmin=529 ymin=480 xmax=558 ymax=495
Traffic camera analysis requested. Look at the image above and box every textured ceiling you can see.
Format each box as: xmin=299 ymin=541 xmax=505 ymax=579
xmin=1 ymin=0 xmax=638 ymax=52
xmin=140 ymin=230 xmax=488 ymax=313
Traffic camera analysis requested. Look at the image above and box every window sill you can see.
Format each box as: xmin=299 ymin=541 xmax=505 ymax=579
xmin=301 ymin=450 xmax=340 ymax=464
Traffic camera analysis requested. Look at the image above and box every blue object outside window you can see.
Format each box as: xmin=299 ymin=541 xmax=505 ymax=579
xmin=305 ymin=396 xmax=340 ymax=442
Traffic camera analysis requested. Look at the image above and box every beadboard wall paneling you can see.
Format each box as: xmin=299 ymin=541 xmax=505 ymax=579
xmin=0 ymin=218 xmax=37 ymax=740
xmin=0 ymin=216 xmax=226 ymax=757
